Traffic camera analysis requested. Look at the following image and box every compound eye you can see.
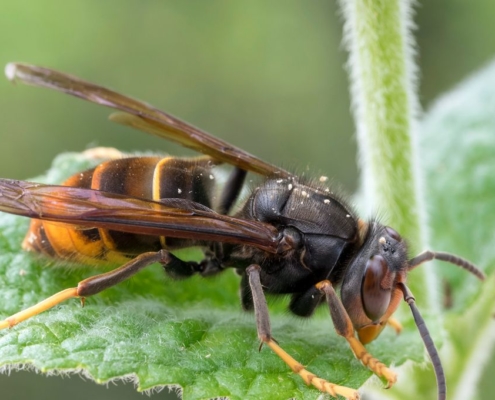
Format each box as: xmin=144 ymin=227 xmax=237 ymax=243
xmin=385 ymin=227 xmax=401 ymax=242
xmin=362 ymin=255 xmax=393 ymax=321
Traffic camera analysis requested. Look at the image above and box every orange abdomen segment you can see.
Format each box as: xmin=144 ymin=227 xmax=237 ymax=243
xmin=22 ymin=156 xmax=216 ymax=265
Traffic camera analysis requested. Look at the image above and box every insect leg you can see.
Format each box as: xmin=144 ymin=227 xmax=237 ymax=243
xmin=0 ymin=250 xmax=173 ymax=330
xmin=316 ymin=280 xmax=397 ymax=388
xmin=239 ymin=270 xmax=254 ymax=311
xmin=387 ymin=317 xmax=403 ymax=334
xmin=247 ymin=265 xmax=360 ymax=400
xmin=289 ymin=285 xmax=325 ymax=317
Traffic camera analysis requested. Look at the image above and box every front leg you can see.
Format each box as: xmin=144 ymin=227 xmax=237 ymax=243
xmin=316 ymin=280 xmax=397 ymax=388
xmin=246 ymin=265 xmax=360 ymax=400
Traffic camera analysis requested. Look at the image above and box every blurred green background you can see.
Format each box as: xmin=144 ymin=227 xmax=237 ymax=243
xmin=0 ymin=1 xmax=494 ymax=399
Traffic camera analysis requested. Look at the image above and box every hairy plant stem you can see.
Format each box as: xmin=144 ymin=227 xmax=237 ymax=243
xmin=338 ymin=0 xmax=436 ymax=307
xmin=338 ymin=1 xmax=445 ymax=398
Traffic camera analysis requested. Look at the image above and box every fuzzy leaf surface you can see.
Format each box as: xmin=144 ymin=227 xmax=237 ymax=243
xmin=419 ymin=59 xmax=495 ymax=400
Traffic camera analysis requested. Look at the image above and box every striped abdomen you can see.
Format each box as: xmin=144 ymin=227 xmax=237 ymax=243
xmin=23 ymin=156 xmax=217 ymax=265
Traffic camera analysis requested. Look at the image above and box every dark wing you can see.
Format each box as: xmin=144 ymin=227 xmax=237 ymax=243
xmin=0 ymin=179 xmax=280 ymax=253
xmin=5 ymin=63 xmax=290 ymax=178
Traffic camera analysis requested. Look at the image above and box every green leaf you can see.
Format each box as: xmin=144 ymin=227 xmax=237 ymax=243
xmin=0 ymin=152 xmax=424 ymax=400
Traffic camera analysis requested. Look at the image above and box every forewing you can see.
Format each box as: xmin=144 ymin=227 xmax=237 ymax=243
xmin=0 ymin=179 xmax=279 ymax=253
xmin=5 ymin=63 xmax=289 ymax=178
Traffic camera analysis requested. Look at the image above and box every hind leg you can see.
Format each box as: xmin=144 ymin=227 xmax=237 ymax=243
xmin=0 ymin=249 xmax=203 ymax=329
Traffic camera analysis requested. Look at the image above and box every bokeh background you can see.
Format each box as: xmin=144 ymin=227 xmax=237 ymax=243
xmin=0 ymin=1 xmax=494 ymax=399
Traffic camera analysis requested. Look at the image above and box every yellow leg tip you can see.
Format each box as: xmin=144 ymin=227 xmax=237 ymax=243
xmin=266 ymin=339 xmax=360 ymax=399
xmin=387 ymin=317 xmax=403 ymax=335
xmin=0 ymin=319 xmax=11 ymax=330
xmin=0 ymin=287 xmax=79 ymax=331
xmin=0 ymin=316 xmax=20 ymax=329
